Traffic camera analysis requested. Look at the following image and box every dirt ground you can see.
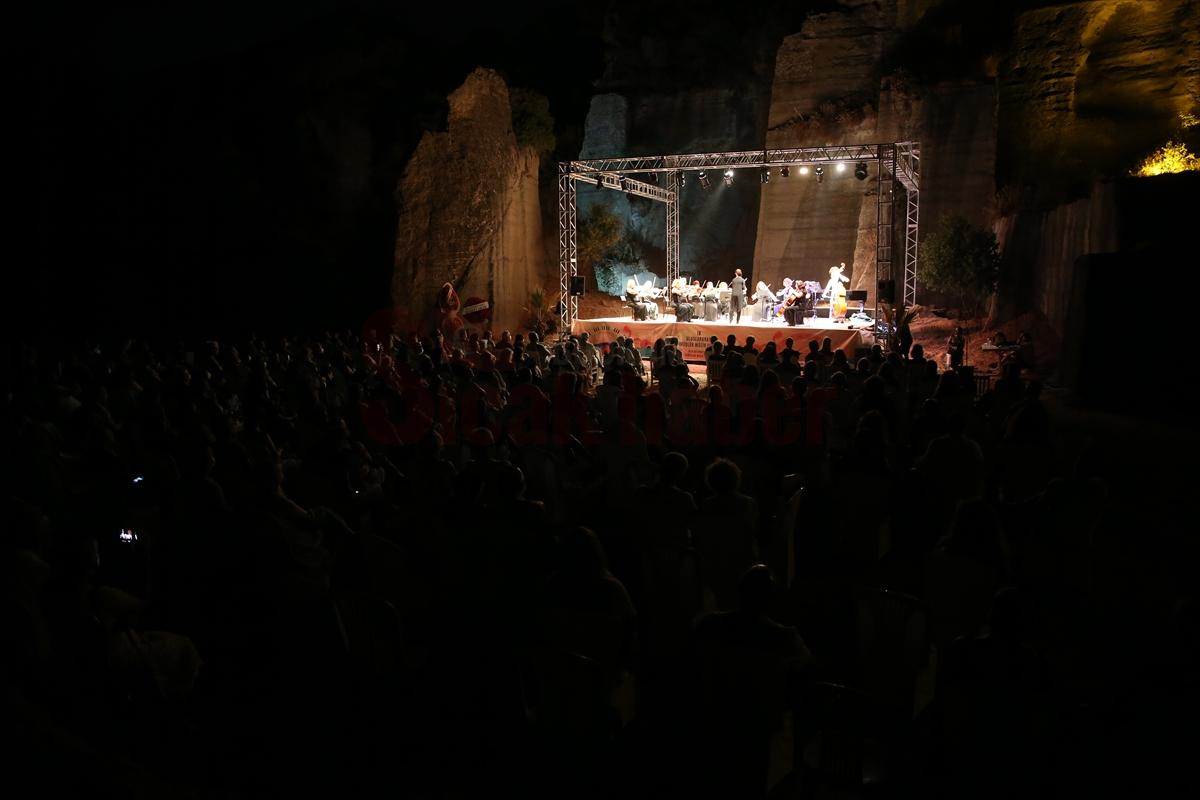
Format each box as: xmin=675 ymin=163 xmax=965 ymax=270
xmin=908 ymin=308 xmax=1059 ymax=379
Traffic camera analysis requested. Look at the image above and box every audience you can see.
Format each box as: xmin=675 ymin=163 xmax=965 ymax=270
xmin=0 ymin=323 xmax=1182 ymax=799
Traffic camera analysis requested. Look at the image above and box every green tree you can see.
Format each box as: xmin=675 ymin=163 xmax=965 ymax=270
xmin=510 ymin=88 xmax=556 ymax=154
xmin=577 ymin=204 xmax=624 ymax=275
xmin=919 ymin=214 xmax=1000 ymax=316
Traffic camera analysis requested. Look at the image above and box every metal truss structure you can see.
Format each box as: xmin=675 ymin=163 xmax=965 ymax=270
xmin=558 ymin=142 xmax=920 ymax=335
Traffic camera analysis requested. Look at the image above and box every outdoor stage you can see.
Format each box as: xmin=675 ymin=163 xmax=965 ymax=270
xmin=571 ymin=314 xmax=872 ymax=362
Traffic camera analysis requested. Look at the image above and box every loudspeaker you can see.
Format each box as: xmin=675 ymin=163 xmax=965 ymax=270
xmin=877 ymin=279 xmax=895 ymax=304
xmin=569 ymin=275 xmax=586 ymax=296
xmin=846 ymin=290 xmax=868 ymax=302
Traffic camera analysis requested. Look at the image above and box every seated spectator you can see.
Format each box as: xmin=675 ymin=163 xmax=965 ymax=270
xmin=695 ymin=459 xmax=759 ymax=610
xmin=691 ymin=565 xmax=814 ymax=798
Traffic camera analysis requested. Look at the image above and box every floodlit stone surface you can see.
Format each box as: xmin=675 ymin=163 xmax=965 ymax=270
xmin=392 ymin=68 xmax=548 ymax=331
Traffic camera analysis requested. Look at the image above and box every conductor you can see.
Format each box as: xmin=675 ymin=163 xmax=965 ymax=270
xmin=728 ymin=268 xmax=747 ymax=323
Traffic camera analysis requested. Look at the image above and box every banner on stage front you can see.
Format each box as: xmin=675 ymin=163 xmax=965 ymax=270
xmin=570 ymin=318 xmax=865 ymax=362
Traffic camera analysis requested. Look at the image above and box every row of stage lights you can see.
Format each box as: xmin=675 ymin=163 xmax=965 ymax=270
xmin=604 ymin=161 xmax=869 ymax=191
xmin=697 ymin=161 xmax=870 ymax=187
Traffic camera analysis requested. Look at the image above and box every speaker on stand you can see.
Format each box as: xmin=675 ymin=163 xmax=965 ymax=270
xmin=569 ymin=275 xmax=586 ymax=296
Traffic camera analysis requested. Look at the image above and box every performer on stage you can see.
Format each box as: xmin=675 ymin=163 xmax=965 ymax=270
xmin=624 ymin=278 xmax=644 ymax=320
xmin=752 ymin=280 xmax=774 ymax=322
xmin=783 ymin=281 xmax=807 ymax=326
xmin=728 ymin=268 xmax=747 ymax=323
xmin=824 ymin=263 xmax=850 ymax=321
xmin=775 ymin=278 xmax=794 ymax=319
xmin=638 ymin=280 xmax=662 ymax=320
xmin=671 ymin=278 xmax=695 ymax=322
xmin=803 ymin=281 xmax=821 ymax=318
xmin=702 ymin=281 xmax=720 ymax=321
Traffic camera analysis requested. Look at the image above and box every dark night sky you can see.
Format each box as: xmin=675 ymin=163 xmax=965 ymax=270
xmin=21 ymin=0 xmax=609 ymax=340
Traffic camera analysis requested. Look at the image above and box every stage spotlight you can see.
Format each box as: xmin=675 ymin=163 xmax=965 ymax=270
xmin=798 ymin=165 xmax=809 ymax=176
xmin=698 ymin=170 xmax=711 ymax=189
xmin=618 ymin=176 xmax=629 ymax=191
xmin=678 ymin=173 xmax=686 ymax=187
xmin=760 ymin=168 xmax=770 ymax=184
xmin=854 ymin=162 xmax=868 ymax=180
xmin=814 ymin=166 xmax=824 ymax=184
xmin=836 ymin=162 xmax=846 ymax=173
xmin=780 ymin=166 xmax=790 ymax=178
xmin=647 ymin=172 xmax=658 ymax=183
xmin=723 ymin=168 xmax=735 ymax=186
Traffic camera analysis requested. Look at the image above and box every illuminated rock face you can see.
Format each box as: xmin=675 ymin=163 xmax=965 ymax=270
xmin=993 ymin=0 xmax=1197 ymax=330
xmin=392 ymin=68 xmax=548 ymax=332
xmin=754 ymin=1 xmax=998 ymax=307
xmin=754 ymin=4 xmax=895 ymax=304
xmin=756 ymin=0 xmax=1197 ymax=325
xmin=576 ymin=87 xmax=769 ymax=281
xmin=998 ymin=0 xmax=1199 ymax=184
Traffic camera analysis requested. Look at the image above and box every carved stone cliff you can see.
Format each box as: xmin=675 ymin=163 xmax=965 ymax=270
xmin=994 ymin=0 xmax=1197 ymax=330
xmin=998 ymin=0 xmax=1199 ymax=187
xmin=392 ymin=68 xmax=548 ymax=331
xmin=755 ymin=0 xmax=1196 ymax=338
xmin=754 ymin=0 xmax=998 ymax=306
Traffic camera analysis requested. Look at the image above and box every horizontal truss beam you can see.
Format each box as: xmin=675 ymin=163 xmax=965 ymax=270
xmin=557 ymin=140 xmax=921 ymax=339
xmin=572 ymin=171 xmax=674 ymax=202
xmin=569 ymin=142 xmax=920 ymax=183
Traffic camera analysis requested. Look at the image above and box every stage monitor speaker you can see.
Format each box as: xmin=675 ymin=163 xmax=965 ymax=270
xmin=877 ymin=279 xmax=896 ymax=304
xmin=569 ymin=275 xmax=586 ymax=296
xmin=846 ymin=290 xmax=868 ymax=302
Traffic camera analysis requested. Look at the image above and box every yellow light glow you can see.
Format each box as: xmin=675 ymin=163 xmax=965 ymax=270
xmin=1179 ymin=112 xmax=1198 ymax=129
xmin=1133 ymin=141 xmax=1200 ymax=177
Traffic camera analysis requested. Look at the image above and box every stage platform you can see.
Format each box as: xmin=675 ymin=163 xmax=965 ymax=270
xmin=571 ymin=315 xmax=872 ymax=362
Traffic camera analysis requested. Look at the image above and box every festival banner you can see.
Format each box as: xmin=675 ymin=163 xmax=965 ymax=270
xmin=571 ymin=318 xmax=867 ymax=362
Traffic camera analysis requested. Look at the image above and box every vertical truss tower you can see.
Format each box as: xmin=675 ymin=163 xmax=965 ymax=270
xmin=557 ymin=141 xmax=920 ymax=336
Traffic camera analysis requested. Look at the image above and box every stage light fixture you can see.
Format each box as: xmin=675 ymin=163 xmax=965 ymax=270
xmin=798 ymin=166 xmax=809 ymax=176
xmin=678 ymin=173 xmax=686 ymax=187
xmin=618 ymin=176 xmax=629 ymax=191
xmin=698 ymin=170 xmax=711 ymax=189
xmin=760 ymin=168 xmax=770 ymax=184
xmin=780 ymin=166 xmax=790 ymax=178
xmin=723 ymin=168 xmax=735 ymax=186
xmin=814 ymin=166 xmax=824 ymax=184
xmin=836 ymin=162 xmax=846 ymax=173
xmin=854 ymin=162 xmax=868 ymax=180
